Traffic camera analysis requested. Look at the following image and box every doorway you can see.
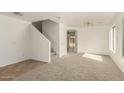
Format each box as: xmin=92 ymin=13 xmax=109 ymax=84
xmin=67 ymin=30 xmax=77 ymax=53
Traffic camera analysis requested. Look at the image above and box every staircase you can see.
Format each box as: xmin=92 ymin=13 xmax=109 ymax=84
xmin=30 ymin=25 xmax=51 ymax=62
xmin=51 ymin=48 xmax=56 ymax=55
xmin=32 ymin=20 xmax=58 ymax=62
xmin=51 ymin=48 xmax=58 ymax=61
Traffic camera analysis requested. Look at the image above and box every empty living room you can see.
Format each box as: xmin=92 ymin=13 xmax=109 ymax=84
xmin=0 ymin=12 xmax=124 ymax=81
xmin=1 ymin=0 xmax=124 ymax=93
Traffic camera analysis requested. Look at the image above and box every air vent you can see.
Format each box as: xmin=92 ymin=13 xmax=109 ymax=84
xmin=13 ymin=12 xmax=23 ymax=16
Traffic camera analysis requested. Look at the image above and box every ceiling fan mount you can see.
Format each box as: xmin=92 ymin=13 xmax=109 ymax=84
xmin=13 ymin=12 xmax=23 ymax=16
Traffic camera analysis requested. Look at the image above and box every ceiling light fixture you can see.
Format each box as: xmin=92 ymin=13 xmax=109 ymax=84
xmin=13 ymin=12 xmax=23 ymax=16
xmin=84 ymin=22 xmax=93 ymax=26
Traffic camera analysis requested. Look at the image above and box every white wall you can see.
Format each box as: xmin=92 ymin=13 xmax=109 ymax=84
xmin=0 ymin=15 xmax=31 ymax=67
xmin=79 ymin=26 xmax=109 ymax=55
xmin=59 ymin=23 xmax=67 ymax=57
xmin=109 ymin=13 xmax=124 ymax=73
xmin=42 ymin=20 xmax=59 ymax=56
xmin=30 ymin=25 xmax=51 ymax=62
xmin=67 ymin=26 xmax=109 ymax=55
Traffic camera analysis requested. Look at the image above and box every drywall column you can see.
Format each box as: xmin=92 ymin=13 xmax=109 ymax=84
xmin=59 ymin=23 xmax=67 ymax=57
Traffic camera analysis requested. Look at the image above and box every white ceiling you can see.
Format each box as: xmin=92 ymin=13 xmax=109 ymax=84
xmin=0 ymin=12 xmax=117 ymax=27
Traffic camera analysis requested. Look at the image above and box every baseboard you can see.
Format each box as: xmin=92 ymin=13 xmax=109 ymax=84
xmin=77 ymin=52 xmax=109 ymax=56
xmin=0 ymin=59 xmax=48 ymax=69
xmin=109 ymin=55 xmax=124 ymax=73
xmin=29 ymin=59 xmax=48 ymax=63
xmin=0 ymin=59 xmax=30 ymax=68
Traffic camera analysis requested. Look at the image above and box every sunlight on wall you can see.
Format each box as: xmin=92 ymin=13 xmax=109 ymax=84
xmin=109 ymin=25 xmax=117 ymax=53
xmin=82 ymin=53 xmax=103 ymax=62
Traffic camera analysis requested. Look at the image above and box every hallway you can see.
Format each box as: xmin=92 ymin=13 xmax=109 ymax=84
xmin=0 ymin=53 xmax=124 ymax=81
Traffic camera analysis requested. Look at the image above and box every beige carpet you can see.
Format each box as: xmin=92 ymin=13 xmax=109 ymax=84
xmin=14 ymin=53 xmax=124 ymax=81
xmin=0 ymin=60 xmax=45 ymax=80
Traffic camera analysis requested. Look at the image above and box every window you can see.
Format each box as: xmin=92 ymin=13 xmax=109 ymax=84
xmin=109 ymin=25 xmax=116 ymax=53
